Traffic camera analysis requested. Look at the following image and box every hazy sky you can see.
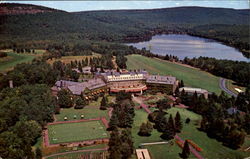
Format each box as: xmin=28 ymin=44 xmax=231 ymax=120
xmin=5 ymin=1 xmax=250 ymax=12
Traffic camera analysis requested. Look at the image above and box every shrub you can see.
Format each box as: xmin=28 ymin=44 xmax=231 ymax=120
xmin=185 ymin=118 xmax=191 ymax=124
xmin=0 ymin=52 xmax=7 ymax=58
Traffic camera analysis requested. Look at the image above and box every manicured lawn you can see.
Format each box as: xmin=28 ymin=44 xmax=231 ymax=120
xmin=48 ymin=121 xmax=108 ymax=144
xmin=132 ymin=109 xmax=195 ymax=158
xmin=132 ymin=106 xmax=250 ymax=159
xmin=127 ymin=55 xmax=221 ymax=94
xmin=55 ymin=106 xmax=109 ymax=122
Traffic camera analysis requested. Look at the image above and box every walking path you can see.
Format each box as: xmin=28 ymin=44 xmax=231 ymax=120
xmin=219 ymin=78 xmax=237 ymax=97
xmin=133 ymin=96 xmax=204 ymax=159
xmin=140 ymin=141 xmax=168 ymax=146
xmin=44 ymin=147 xmax=108 ymax=159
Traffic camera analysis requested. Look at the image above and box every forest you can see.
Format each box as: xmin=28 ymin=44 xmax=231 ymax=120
xmin=0 ymin=3 xmax=249 ymax=57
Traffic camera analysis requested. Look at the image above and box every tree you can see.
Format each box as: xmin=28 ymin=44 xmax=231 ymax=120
xmin=138 ymin=121 xmax=153 ymax=136
xmin=156 ymin=98 xmax=171 ymax=110
xmin=35 ymin=147 xmax=42 ymax=159
xmin=179 ymin=80 xmax=185 ymax=88
xmin=108 ymin=128 xmax=121 ymax=159
xmin=100 ymin=96 xmax=107 ymax=110
xmin=57 ymin=89 xmax=73 ymax=108
xmin=108 ymin=114 xmax=118 ymax=131
xmin=74 ymin=97 xmax=86 ymax=109
xmin=175 ymin=111 xmax=182 ymax=133
xmin=120 ymin=129 xmax=134 ymax=159
xmin=224 ymin=129 xmax=246 ymax=149
xmin=161 ymin=114 xmax=176 ymax=140
xmin=180 ymin=140 xmax=190 ymax=159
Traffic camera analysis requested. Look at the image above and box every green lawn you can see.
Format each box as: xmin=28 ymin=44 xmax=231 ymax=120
xmin=132 ymin=109 xmax=195 ymax=159
xmin=132 ymin=107 xmax=250 ymax=159
xmin=0 ymin=50 xmax=45 ymax=73
xmin=55 ymin=95 xmax=115 ymax=121
xmin=127 ymin=55 xmax=221 ymax=94
xmin=55 ymin=106 xmax=109 ymax=122
xmin=48 ymin=121 xmax=108 ymax=144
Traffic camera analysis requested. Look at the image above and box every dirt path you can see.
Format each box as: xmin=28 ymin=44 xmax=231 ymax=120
xmin=133 ymin=96 xmax=204 ymax=159
xmin=43 ymin=147 xmax=108 ymax=159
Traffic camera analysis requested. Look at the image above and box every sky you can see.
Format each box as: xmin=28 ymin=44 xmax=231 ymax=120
xmin=4 ymin=1 xmax=250 ymax=12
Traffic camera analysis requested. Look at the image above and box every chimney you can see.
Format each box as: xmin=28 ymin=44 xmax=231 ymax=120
xmin=9 ymin=80 xmax=13 ymax=88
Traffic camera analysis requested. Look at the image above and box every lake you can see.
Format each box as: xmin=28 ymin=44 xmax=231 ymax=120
xmin=128 ymin=34 xmax=250 ymax=62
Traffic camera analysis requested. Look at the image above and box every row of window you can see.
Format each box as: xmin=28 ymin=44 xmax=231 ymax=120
xmin=108 ymin=76 xmax=143 ymax=81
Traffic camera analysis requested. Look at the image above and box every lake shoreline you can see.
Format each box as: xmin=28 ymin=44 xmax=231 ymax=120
xmin=123 ymin=31 xmax=249 ymax=59
xmin=127 ymin=34 xmax=250 ymax=62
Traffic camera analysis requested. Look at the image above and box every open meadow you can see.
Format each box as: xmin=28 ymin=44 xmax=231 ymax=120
xmin=47 ymin=53 xmax=101 ymax=65
xmin=47 ymin=121 xmax=108 ymax=145
xmin=127 ymin=55 xmax=221 ymax=94
xmin=0 ymin=49 xmax=45 ymax=73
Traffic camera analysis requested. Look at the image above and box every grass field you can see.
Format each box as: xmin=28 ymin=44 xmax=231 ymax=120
xmin=226 ymin=79 xmax=246 ymax=95
xmin=0 ymin=49 xmax=45 ymax=73
xmin=48 ymin=121 xmax=108 ymax=144
xmin=127 ymin=55 xmax=221 ymax=94
xmin=55 ymin=106 xmax=109 ymax=122
xmin=47 ymin=53 xmax=101 ymax=65
xmin=132 ymin=107 xmax=250 ymax=159
xmin=55 ymin=96 xmax=114 ymax=121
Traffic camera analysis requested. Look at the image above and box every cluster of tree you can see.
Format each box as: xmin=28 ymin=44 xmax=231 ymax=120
xmin=116 ymin=54 xmax=127 ymax=69
xmin=56 ymin=89 xmax=87 ymax=110
xmin=0 ymin=84 xmax=55 ymax=158
xmin=13 ymin=48 xmax=35 ymax=54
xmin=163 ymin=54 xmax=179 ymax=62
xmin=0 ymin=59 xmax=58 ymax=89
xmin=0 ymin=52 xmax=7 ymax=58
xmin=178 ymin=88 xmax=250 ymax=149
xmin=148 ymin=109 xmax=183 ymax=140
xmin=108 ymin=91 xmax=134 ymax=158
xmin=52 ymin=61 xmax=80 ymax=81
xmin=46 ymin=43 xmax=93 ymax=58
xmin=182 ymin=56 xmax=250 ymax=86
xmin=108 ymin=128 xmax=134 ymax=159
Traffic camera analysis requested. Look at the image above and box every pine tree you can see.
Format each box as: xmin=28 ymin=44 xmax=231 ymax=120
xmin=180 ymin=80 xmax=185 ymax=87
xmin=180 ymin=140 xmax=190 ymax=159
xmin=120 ymin=129 xmax=134 ymax=159
xmin=108 ymin=113 xmax=118 ymax=131
xmin=100 ymin=96 xmax=107 ymax=110
xmin=108 ymin=128 xmax=121 ymax=159
xmin=175 ymin=111 xmax=182 ymax=133
xmin=161 ymin=114 xmax=176 ymax=140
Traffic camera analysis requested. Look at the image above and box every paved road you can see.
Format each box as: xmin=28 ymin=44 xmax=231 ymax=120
xmin=219 ymin=78 xmax=237 ymax=97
